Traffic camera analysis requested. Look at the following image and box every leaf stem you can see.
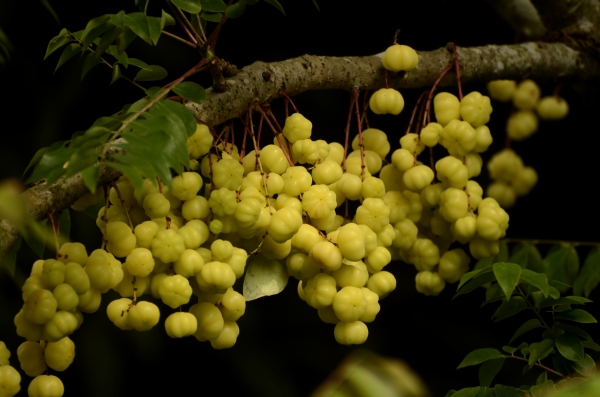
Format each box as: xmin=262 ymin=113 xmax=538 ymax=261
xmin=46 ymin=212 xmax=60 ymax=260
xmin=516 ymin=285 xmax=554 ymax=337
xmin=162 ymin=30 xmax=197 ymax=49
xmin=502 ymin=355 xmax=565 ymax=378
xmin=167 ymin=1 xmax=200 ymax=45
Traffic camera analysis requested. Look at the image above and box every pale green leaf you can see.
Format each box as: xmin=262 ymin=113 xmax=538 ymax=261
xmin=243 ymin=255 xmax=289 ymax=300
xmin=44 ymin=28 xmax=72 ymax=59
xmin=81 ymin=166 xmax=99 ymax=193
xmin=134 ymin=65 xmax=168 ymax=81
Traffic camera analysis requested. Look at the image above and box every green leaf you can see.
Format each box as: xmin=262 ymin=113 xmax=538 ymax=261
xmin=573 ymin=247 xmax=600 ymax=297
xmin=539 ymin=296 xmax=591 ymax=308
xmin=494 ymin=385 xmax=521 ymax=397
xmin=226 ymin=2 xmax=246 ymax=18
xmin=172 ymin=81 xmax=207 ymax=103
xmin=161 ymin=10 xmax=176 ymax=28
xmin=542 ymin=245 xmax=579 ymax=292
xmin=201 ymin=11 xmax=223 ymax=22
xmin=81 ymin=53 xmax=101 ymax=80
xmin=510 ymin=243 xmax=543 ymax=272
xmin=494 ymin=296 xmax=527 ymax=322
xmin=148 ymin=16 xmax=162 ymax=45
xmin=81 ymin=15 xmax=112 ymax=49
xmin=152 ymin=100 xmax=197 ymax=137
xmin=110 ymin=10 xmax=126 ymax=29
xmin=116 ymin=28 xmax=137 ymax=54
xmin=110 ymin=63 xmax=121 ymax=85
xmin=107 ymin=45 xmax=128 ymax=67
xmin=127 ymin=98 xmax=150 ymax=113
xmin=509 ymin=319 xmax=542 ymax=344
xmin=58 ymin=210 xmax=70 ymax=246
xmin=172 ymin=0 xmax=202 ymax=13
xmin=582 ymin=341 xmax=600 ymax=351
xmin=1 ymin=235 xmax=22 ymax=275
xmin=124 ymin=13 xmax=153 ymax=45
xmin=128 ymin=58 xmax=151 ymax=70
xmin=547 ymin=285 xmax=561 ymax=299
xmin=95 ymin=25 xmax=123 ymax=58
xmin=493 ymin=262 xmax=522 ymax=300
xmin=520 ymin=269 xmax=549 ymax=298
xmin=200 ymin=0 xmax=227 ymax=12
xmin=135 ymin=65 xmax=168 ymax=81
xmin=528 ymin=339 xmax=554 ymax=367
xmin=484 ymin=283 xmax=505 ymax=307
xmin=475 ymin=387 xmax=496 ymax=397
xmin=39 ymin=0 xmax=60 ymax=23
xmin=446 ymin=392 xmax=457 ymax=397
xmin=81 ymin=166 xmax=99 ymax=193
xmin=554 ymin=323 xmax=593 ymax=342
xmin=556 ymin=333 xmax=584 ymax=361
xmin=458 ymin=265 xmax=493 ymax=290
xmin=243 ymin=255 xmax=289 ymax=300
xmin=556 ymin=309 xmax=597 ymax=324
xmin=571 ymin=354 xmax=596 ymax=377
xmin=530 ymin=380 xmax=553 ymax=397
xmin=54 ymin=43 xmax=81 ymax=73
xmin=26 ymin=141 xmax=70 ymax=185
xmin=502 ymin=346 xmax=517 ymax=354
xmin=264 ymin=0 xmax=286 ymax=15
xmin=23 ymin=147 xmax=48 ymax=180
xmin=479 ymin=358 xmax=504 ymax=387
xmin=454 ymin=271 xmax=496 ymax=299
xmin=451 ymin=387 xmax=480 ymax=397
xmin=457 ymin=348 xmax=503 ymax=369
xmin=44 ymin=28 xmax=72 ymax=59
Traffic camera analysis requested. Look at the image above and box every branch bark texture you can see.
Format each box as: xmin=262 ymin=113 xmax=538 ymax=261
xmin=2 ymin=41 xmax=599 ymax=262
xmin=530 ymin=0 xmax=600 ymax=42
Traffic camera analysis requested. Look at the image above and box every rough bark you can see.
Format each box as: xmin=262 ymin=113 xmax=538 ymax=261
xmin=1 ymin=41 xmax=600 ymax=263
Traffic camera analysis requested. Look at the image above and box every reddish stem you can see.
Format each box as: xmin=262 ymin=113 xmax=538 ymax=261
xmin=47 ymin=212 xmax=60 ymax=260
xmin=361 ymin=90 xmax=370 ymax=129
xmin=240 ymin=115 xmax=249 ymax=162
xmin=206 ymin=0 xmax=233 ymax=50
xmin=352 ymin=89 xmax=366 ymax=181
xmin=254 ymin=105 xmax=295 ymax=166
xmin=423 ymin=63 xmax=454 ymax=129
xmin=406 ymin=90 xmax=429 ymax=135
xmin=167 ymin=0 xmax=199 ymax=45
xmin=279 ymin=90 xmax=299 ymax=113
xmin=342 ymin=97 xmax=354 ymax=172
xmin=449 ymin=43 xmax=463 ymax=100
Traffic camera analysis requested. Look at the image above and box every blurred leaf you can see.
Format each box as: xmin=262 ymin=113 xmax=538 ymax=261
xmin=509 ymin=319 xmax=542 ymax=344
xmin=539 ymin=296 xmax=591 ymax=308
xmin=502 ymin=346 xmax=517 ymax=354
xmin=148 ymin=16 xmax=162 ymax=45
xmin=494 ymin=296 xmax=527 ymax=322
xmin=81 ymin=53 xmax=101 ymax=80
xmin=110 ymin=63 xmax=121 ymax=85
xmin=124 ymin=13 xmax=153 ymax=45
xmin=571 ymin=354 xmax=596 ymax=377
xmin=458 ymin=265 xmax=493 ymax=290
xmin=172 ymin=0 xmax=202 ymax=13
xmin=117 ymin=28 xmax=137 ymax=54
xmin=479 ymin=358 xmax=504 ymax=387
xmin=39 ymin=0 xmax=60 ymax=24
xmin=110 ymin=10 xmax=126 ymax=29
xmin=548 ymin=285 xmax=561 ymax=299
xmin=454 ymin=272 xmax=496 ymax=299
xmin=520 ymin=269 xmax=549 ymax=298
xmin=542 ymin=245 xmax=579 ymax=292
xmin=23 ymin=147 xmax=48 ymax=180
xmin=81 ymin=166 xmax=99 ymax=193
xmin=556 ymin=334 xmax=584 ymax=361
xmin=241 ymin=0 xmax=258 ymax=4
xmin=528 ymin=339 xmax=554 ymax=367
xmin=81 ymin=15 xmax=112 ymax=49
xmin=25 ymin=141 xmax=69 ymax=185
xmin=493 ymin=262 xmax=521 ymax=300
xmin=95 ymin=25 xmax=123 ymax=57
xmin=135 ymin=65 xmax=168 ymax=81
xmin=530 ymin=380 xmax=553 ymax=397
xmin=510 ymin=243 xmax=543 ymax=272
xmin=54 ymin=43 xmax=81 ymax=73
xmin=483 ymin=282 xmax=505 ymax=307
xmin=312 ymin=0 xmax=320 ymax=11
xmin=201 ymin=0 xmax=227 ymax=12
xmin=451 ymin=387 xmax=480 ymax=397
xmin=582 ymin=341 xmax=600 ymax=351
xmin=172 ymin=81 xmax=207 ymax=103
xmin=243 ymin=256 xmax=289 ymax=300
xmin=555 ymin=323 xmax=593 ymax=342
xmin=226 ymin=2 xmax=246 ymax=18
xmin=0 ymin=25 xmax=14 ymax=64
xmin=573 ymin=248 xmax=600 ymax=297
xmin=264 ymin=0 xmax=286 ymax=15
xmin=1 ymin=235 xmax=21 ymax=275
xmin=22 ymin=219 xmax=48 ymax=259
xmin=107 ymin=45 xmax=129 ymax=67
xmin=161 ymin=10 xmax=176 ymax=28
xmin=494 ymin=385 xmax=521 ymax=397
xmin=201 ymin=11 xmax=223 ymax=22
xmin=457 ymin=348 xmax=503 ymax=369
xmin=44 ymin=28 xmax=72 ymax=59
xmin=556 ymin=309 xmax=597 ymax=324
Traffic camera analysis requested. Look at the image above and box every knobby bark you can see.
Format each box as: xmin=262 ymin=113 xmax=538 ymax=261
xmin=1 ymin=41 xmax=600 ymax=263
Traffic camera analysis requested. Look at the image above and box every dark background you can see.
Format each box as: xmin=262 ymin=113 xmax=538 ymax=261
xmin=0 ymin=0 xmax=599 ymax=396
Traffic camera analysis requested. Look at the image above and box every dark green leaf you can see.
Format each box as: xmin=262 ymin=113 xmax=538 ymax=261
xmin=264 ymin=0 xmax=286 ymax=15
xmin=312 ymin=0 xmax=320 ymax=11
xmin=135 ymin=65 xmax=168 ymax=81
xmin=457 ymin=348 xmax=503 ymax=369
xmin=484 ymin=283 xmax=505 ymax=307
xmin=110 ymin=63 xmax=121 ymax=85
xmin=556 ymin=309 xmax=597 ymax=324
xmin=536 ymin=371 xmax=547 ymax=385
xmin=26 ymin=141 xmax=70 ymax=185
xmin=446 ymin=392 xmax=457 ymax=397
xmin=201 ymin=0 xmax=227 ymax=12
xmin=582 ymin=341 xmax=600 ymax=351
xmin=39 ymin=0 xmax=60 ymax=24
xmin=22 ymin=219 xmax=47 ymax=258
xmin=128 ymin=58 xmax=151 ymax=70
xmin=201 ymin=11 xmax=223 ymax=22
xmin=226 ymin=2 xmax=246 ymax=18
xmin=547 ymin=285 xmax=561 ymax=299
xmin=573 ymin=247 xmax=600 ymax=297
xmin=542 ymin=245 xmax=579 ymax=292
xmin=105 ymin=162 xmax=144 ymax=194
xmin=571 ymin=354 xmax=596 ymax=377
xmin=107 ymin=45 xmax=128 ymax=67
xmin=117 ymin=28 xmax=137 ymax=54
xmin=127 ymin=98 xmax=150 ymax=113
xmin=451 ymin=387 xmax=480 ymax=397
xmin=520 ymin=269 xmax=549 ymax=298
xmin=137 ymin=0 xmax=150 ymax=12
xmin=539 ymin=296 xmax=591 ymax=308
xmin=81 ymin=166 xmax=99 ymax=193
xmin=172 ymin=0 xmax=202 ymax=13
xmin=455 ymin=272 xmax=496 ymax=299
xmin=172 ymin=81 xmax=207 ymax=103
xmin=110 ymin=10 xmax=126 ymax=29
xmin=509 ymin=319 xmax=542 ymax=344
xmin=556 ymin=333 xmax=584 ymax=361
xmin=502 ymin=346 xmax=517 ymax=354
xmin=124 ymin=13 xmax=152 ymax=45
xmin=458 ymin=265 xmax=493 ymax=290
xmin=81 ymin=53 xmax=101 ymax=80
xmin=494 ymin=385 xmax=521 ymax=397
xmin=479 ymin=358 xmax=504 ymax=387
xmin=494 ymin=296 xmax=527 ymax=322
xmin=95 ymin=25 xmax=123 ymax=58
xmin=475 ymin=387 xmax=496 ymax=397
xmin=58 ymin=210 xmax=70 ymax=246
xmin=23 ymin=147 xmax=48 ymax=180
xmin=510 ymin=243 xmax=543 ymax=272
xmin=518 ymin=342 xmax=529 ymax=356
xmin=552 ymin=355 xmax=572 ymax=377
xmin=530 ymin=380 xmax=553 ymax=397
xmin=44 ymin=28 xmax=72 ymax=59
xmin=554 ymin=323 xmax=593 ymax=341
xmin=148 ymin=16 xmax=162 ymax=45
xmin=1 ymin=235 xmax=22 ymax=275
xmin=152 ymin=100 xmax=197 ymax=137
xmin=145 ymin=86 xmax=166 ymax=99
xmin=54 ymin=43 xmax=81 ymax=73
xmin=81 ymin=15 xmax=112 ymax=49
xmin=493 ymin=262 xmax=521 ymax=300
xmin=161 ymin=10 xmax=176 ymax=28
xmin=528 ymin=339 xmax=554 ymax=367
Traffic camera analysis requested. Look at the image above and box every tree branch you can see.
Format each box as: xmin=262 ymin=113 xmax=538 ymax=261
xmin=1 ymin=41 xmax=599 ymax=263
xmin=530 ymin=0 xmax=600 ymax=43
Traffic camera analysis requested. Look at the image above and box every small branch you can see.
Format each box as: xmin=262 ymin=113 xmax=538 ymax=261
xmin=502 ymin=355 xmax=565 ymax=378
xmin=517 ymin=285 xmax=554 ymax=337
xmin=47 ymin=212 xmax=60 ymax=260
xmin=162 ymin=30 xmax=197 ymax=49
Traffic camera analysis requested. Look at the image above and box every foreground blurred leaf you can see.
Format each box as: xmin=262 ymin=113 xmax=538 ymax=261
xmin=573 ymin=248 xmax=600 ymax=297
xmin=243 ymin=256 xmax=288 ymax=300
